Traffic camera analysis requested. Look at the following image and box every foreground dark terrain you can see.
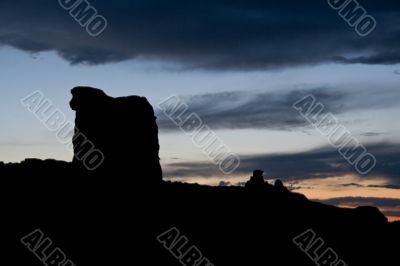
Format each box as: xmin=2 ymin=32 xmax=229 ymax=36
xmin=2 ymin=160 xmax=399 ymax=266
xmin=3 ymin=87 xmax=399 ymax=266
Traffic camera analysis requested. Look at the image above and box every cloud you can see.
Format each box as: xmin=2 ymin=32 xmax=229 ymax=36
xmin=163 ymin=142 xmax=400 ymax=187
xmin=335 ymin=183 xmax=400 ymax=189
xmin=1 ymin=0 xmax=400 ymax=69
xmin=337 ymin=183 xmax=365 ymax=188
xmin=360 ymin=132 xmax=385 ymax=137
xmin=368 ymin=184 xmax=400 ymax=190
xmin=156 ymin=87 xmax=400 ymax=131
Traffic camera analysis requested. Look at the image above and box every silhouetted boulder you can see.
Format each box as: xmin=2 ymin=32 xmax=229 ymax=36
xmin=70 ymin=86 xmax=162 ymax=183
xmin=274 ymin=179 xmax=284 ymax=189
xmin=274 ymin=179 xmax=290 ymax=193
xmin=245 ymin=169 xmax=266 ymax=189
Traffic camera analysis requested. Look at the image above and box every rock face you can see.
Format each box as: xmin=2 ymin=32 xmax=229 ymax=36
xmin=69 ymin=86 xmax=162 ymax=182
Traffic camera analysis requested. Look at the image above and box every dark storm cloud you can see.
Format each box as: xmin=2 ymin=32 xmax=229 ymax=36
xmin=164 ymin=142 xmax=400 ymax=186
xmin=1 ymin=0 xmax=400 ymax=69
xmin=156 ymin=87 xmax=400 ymax=131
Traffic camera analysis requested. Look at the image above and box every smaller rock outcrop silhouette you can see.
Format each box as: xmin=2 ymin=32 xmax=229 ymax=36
xmin=245 ymin=169 xmax=266 ymax=189
xmin=70 ymin=86 xmax=162 ymax=182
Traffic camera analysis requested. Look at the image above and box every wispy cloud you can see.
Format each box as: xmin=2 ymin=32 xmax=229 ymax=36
xmin=360 ymin=132 xmax=386 ymax=137
xmin=367 ymin=184 xmax=400 ymax=190
xmin=157 ymin=87 xmax=400 ymax=131
xmin=335 ymin=183 xmax=400 ymax=189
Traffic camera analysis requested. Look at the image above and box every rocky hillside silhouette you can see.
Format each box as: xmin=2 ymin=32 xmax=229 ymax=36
xmin=2 ymin=87 xmax=399 ymax=266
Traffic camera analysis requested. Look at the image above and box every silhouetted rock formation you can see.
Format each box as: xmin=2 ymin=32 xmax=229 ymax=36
xmin=2 ymin=89 xmax=400 ymax=266
xmin=70 ymin=86 xmax=162 ymax=183
xmin=245 ymin=169 xmax=266 ymax=189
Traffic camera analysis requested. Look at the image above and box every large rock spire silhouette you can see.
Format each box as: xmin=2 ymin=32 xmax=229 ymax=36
xmin=69 ymin=86 xmax=162 ymax=182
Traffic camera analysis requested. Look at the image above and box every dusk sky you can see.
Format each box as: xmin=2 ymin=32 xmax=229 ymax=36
xmin=0 ymin=0 xmax=399 ymax=220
